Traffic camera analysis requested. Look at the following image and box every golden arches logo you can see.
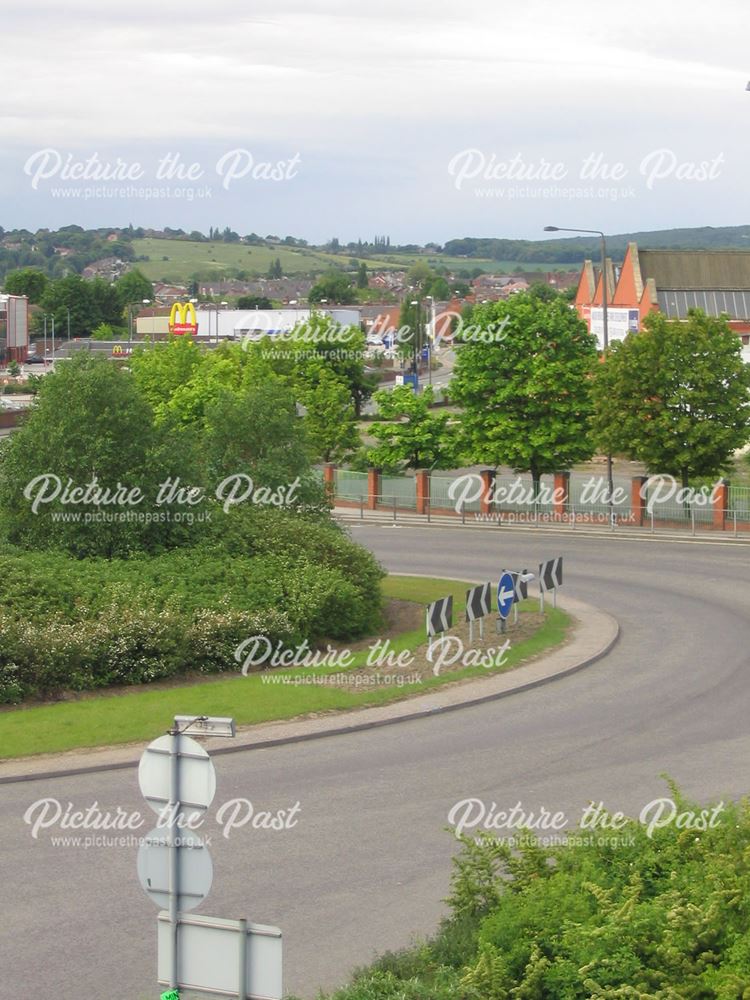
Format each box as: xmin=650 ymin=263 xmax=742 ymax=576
xmin=169 ymin=301 xmax=198 ymax=336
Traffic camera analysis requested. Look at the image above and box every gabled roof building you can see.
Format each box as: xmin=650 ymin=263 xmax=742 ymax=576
xmin=574 ymin=242 xmax=750 ymax=348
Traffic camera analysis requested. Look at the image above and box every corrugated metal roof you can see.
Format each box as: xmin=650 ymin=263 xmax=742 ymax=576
xmin=639 ymin=249 xmax=750 ymax=290
xmin=656 ymin=288 xmax=750 ymax=320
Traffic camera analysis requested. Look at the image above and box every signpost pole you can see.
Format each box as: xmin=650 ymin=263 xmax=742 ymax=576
xmin=238 ymin=919 xmax=248 ymax=1000
xmin=168 ymin=729 xmax=181 ymax=992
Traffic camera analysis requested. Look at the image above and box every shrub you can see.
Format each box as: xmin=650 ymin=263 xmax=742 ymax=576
xmin=0 ymin=512 xmax=384 ymax=702
xmin=307 ymin=793 xmax=750 ymax=999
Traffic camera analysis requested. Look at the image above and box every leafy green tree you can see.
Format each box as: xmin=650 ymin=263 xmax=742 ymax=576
xmin=369 ymin=386 xmax=457 ymax=470
xmin=7 ymin=360 xmax=20 ymax=377
xmin=130 ymin=335 xmax=203 ymax=419
xmin=165 ymin=346 xmax=248 ymax=427
xmin=450 ymin=294 xmax=598 ymax=491
xmin=203 ymin=380 xmax=313 ymax=487
xmin=0 ymin=354 xmax=200 ymax=558
xmin=296 ymin=362 xmax=360 ymax=463
xmin=266 ymin=257 xmax=283 ymax=279
xmin=591 ymin=310 xmax=750 ymax=487
xmin=527 ymin=281 xmax=560 ymax=302
xmin=424 ymin=276 xmax=451 ymax=300
xmin=39 ymin=275 xmax=121 ymax=339
xmin=356 ymin=261 xmax=369 ymax=289
xmin=3 ymin=268 xmax=48 ymax=303
xmin=291 ymin=314 xmax=377 ymax=416
xmin=237 ymin=295 xmax=273 ymax=310
xmin=406 ymin=260 xmax=434 ymax=292
xmin=309 ymin=271 xmax=356 ymax=305
xmin=115 ymin=269 xmax=154 ymax=310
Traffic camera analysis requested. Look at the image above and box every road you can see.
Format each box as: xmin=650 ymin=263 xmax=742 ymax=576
xmin=0 ymin=527 xmax=748 ymax=999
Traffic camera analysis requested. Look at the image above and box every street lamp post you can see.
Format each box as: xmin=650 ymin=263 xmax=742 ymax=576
xmin=544 ymin=224 xmax=613 ymax=514
xmin=410 ymin=298 xmax=421 ymax=392
xmin=425 ymin=294 xmax=434 ymax=386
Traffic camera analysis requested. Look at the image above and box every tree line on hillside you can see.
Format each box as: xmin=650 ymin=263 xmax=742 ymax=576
xmin=3 ymin=266 xmax=154 ymax=339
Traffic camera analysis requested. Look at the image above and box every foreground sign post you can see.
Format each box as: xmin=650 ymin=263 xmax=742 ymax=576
xmin=139 ymin=726 xmax=219 ymax=991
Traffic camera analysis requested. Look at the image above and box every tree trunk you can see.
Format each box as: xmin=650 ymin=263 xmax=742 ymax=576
xmin=530 ymin=463 xmax=541 ymax=504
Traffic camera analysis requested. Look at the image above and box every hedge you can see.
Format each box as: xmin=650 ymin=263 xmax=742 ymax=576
xmin=0 ymin=510 xmax=384 ymax=703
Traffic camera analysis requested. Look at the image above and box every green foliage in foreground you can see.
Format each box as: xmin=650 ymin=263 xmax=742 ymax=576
xmin=307 ymin=789 xmax=750 ymax=999
xmin=0 ymin=507 xmax=384 ymax=703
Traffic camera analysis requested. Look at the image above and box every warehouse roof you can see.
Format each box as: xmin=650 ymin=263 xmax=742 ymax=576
xmin=637 ymin=249 xmax=750 ymax=290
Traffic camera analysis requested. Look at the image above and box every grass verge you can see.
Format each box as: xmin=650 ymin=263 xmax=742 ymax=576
xmin=0 ymin=576 xmax=569 ymax=759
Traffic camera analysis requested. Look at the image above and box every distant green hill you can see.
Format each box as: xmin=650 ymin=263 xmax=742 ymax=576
xmin=444 ymin=225 xmax=750 ymax=264
xmin=4 ymin=224 xmax=749 ymax=288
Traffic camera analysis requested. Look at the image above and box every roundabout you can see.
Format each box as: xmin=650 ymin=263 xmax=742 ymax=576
xmin=1 ymin=526 xmax=748 ymax=999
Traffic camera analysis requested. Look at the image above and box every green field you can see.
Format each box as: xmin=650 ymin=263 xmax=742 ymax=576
xmin=131 ymin=238 xmax=565 ymax=283
xmin=0 ymin=576 xmax=570 ymax=759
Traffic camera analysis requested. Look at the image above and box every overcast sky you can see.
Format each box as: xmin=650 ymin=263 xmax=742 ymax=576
xmin=2 ymin=0 xmax=749 ymax=243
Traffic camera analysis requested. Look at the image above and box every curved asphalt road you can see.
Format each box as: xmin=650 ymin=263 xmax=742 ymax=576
xmin=1 ymin=527 xmax=748 ymax=999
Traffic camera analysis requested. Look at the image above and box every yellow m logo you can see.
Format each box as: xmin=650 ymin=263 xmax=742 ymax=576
xmin=169 ymin=302 xmax=198 ymax=335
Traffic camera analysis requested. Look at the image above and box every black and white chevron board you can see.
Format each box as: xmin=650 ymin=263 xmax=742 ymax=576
xmin=465 ymin=582 xmax=491 ymax=641
xmin=538 ymin=556 xmax=563 ymax=610
xmin=505 ymin=569 xmax=530 ymax=623
xmin=426 ymin=595 xmax=453 ymax=658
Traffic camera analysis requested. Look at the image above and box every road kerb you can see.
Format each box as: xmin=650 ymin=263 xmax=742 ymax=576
xmin=0 ymin=591 xmax=618 ymax=784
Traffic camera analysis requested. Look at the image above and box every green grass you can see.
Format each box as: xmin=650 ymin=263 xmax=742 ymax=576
xmin=130 ymin=238 xmax=566 ymax=283
xmin=0 ymin=576 xmax=569 ymax=759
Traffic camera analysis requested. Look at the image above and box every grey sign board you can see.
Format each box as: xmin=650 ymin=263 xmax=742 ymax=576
xmin=157 ymin=911 xmax=283 ymax=1000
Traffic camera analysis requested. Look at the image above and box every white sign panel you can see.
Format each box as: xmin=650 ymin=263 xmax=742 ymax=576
xmin=137 ymin=828 xmax=213 ymax=911
xmin=589 ymin=307 xmax=639 ymax=346
xmin=158 ymin=911 xmax=283 ymax=1000
xmin=138 ymin=733 xmax=216 ymax=821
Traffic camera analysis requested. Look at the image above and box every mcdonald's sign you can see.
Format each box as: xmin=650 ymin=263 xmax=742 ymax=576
xmin=111 ymin=344 xmax=132 ymax=356
xmin=169 ymin=301 xmax=198 ymax=336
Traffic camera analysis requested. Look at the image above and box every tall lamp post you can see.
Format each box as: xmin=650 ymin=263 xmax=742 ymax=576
xmin=127 ymin=299 xmax=151 ymax=347
xmin=544 ymin=224 xmax=613 ymax=512
xmin=409 ymin=298 xmax=421 ymax=392
xmin=425 ymin=294 xmax=434 ymax=386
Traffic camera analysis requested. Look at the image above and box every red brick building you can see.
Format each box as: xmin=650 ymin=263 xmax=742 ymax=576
xmin=575 ymin=242 xmax=750 ymax=347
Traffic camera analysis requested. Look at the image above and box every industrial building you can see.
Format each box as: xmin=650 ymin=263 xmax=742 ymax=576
xmin=0 ymin=294 xmax=29 ymax=362
xmin=136 ymin=306 xmax=361 ymax=341
xmin=574 ymin=243 xmax=750 ymax=358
